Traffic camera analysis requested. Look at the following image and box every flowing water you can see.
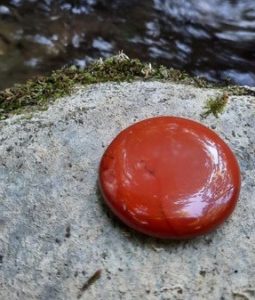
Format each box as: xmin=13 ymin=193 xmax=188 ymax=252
xmin=0 ymin=0 xmax=255 ymax=89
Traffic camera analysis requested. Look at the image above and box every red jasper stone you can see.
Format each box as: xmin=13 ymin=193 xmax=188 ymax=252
xmin=99 ymin=117 xmax=241 ymax=239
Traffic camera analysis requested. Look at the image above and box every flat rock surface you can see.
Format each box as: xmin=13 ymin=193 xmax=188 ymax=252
xmin=0 ymin=81 xmax=254 ymax=300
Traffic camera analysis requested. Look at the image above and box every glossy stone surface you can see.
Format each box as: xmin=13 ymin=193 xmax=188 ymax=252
xmin=99 ymin=116 xmax=241 ymax=239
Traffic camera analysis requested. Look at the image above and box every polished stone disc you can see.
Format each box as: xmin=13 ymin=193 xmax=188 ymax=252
xmin=99 ymin=117 xmax=241 ymax=239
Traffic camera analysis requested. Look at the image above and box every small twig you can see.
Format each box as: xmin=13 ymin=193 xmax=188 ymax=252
xmin=232 ymin=291 xmax=250 ymax=300
xmin=77 ymin=269 xmax=102 ymax=299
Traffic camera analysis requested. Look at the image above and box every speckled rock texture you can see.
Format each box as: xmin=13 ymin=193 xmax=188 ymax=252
xmin=0 ymin=81 xmax=254 ymax=300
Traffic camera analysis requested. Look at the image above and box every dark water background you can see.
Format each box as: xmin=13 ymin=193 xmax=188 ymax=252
xmin=0 ymin=0 xmax=255 ymax=89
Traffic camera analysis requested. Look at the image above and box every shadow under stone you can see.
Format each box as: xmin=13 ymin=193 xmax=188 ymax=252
xmin=94 ymin=180 xmax=216 ymax=249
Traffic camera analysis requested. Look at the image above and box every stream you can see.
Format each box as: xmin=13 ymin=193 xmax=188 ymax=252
xmin=0 ymin=0 xmax=255 ymax=89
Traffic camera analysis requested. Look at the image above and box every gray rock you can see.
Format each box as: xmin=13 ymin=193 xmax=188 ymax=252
xmin=0 ymin=81 xmax=254 ymax=300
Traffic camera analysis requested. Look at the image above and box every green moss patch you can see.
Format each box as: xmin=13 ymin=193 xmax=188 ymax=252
xmin=0 ymin=52 xmax=254 ymax=119
xmin=201 ymin=92 xmax=229 ymax=118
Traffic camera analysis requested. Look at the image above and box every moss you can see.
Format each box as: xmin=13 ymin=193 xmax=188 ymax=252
xmin=0 ymin=52 xmax=254 ymax=119
xmin=153 ymin=65 xmax=210 ymax=88
xmin=0 ymin=53 xmax=145 ymax=119
xmin=0 ymin=70 xmax=75 ymax=119
xmin=223 ymin=85 xmax=255 ymax=97
xmin=201 ymin=92 xmax=229 ymax=118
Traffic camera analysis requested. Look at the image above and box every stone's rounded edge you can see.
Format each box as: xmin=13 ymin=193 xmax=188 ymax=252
xmin=98 ymin=116 xmax=241 ymax=239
